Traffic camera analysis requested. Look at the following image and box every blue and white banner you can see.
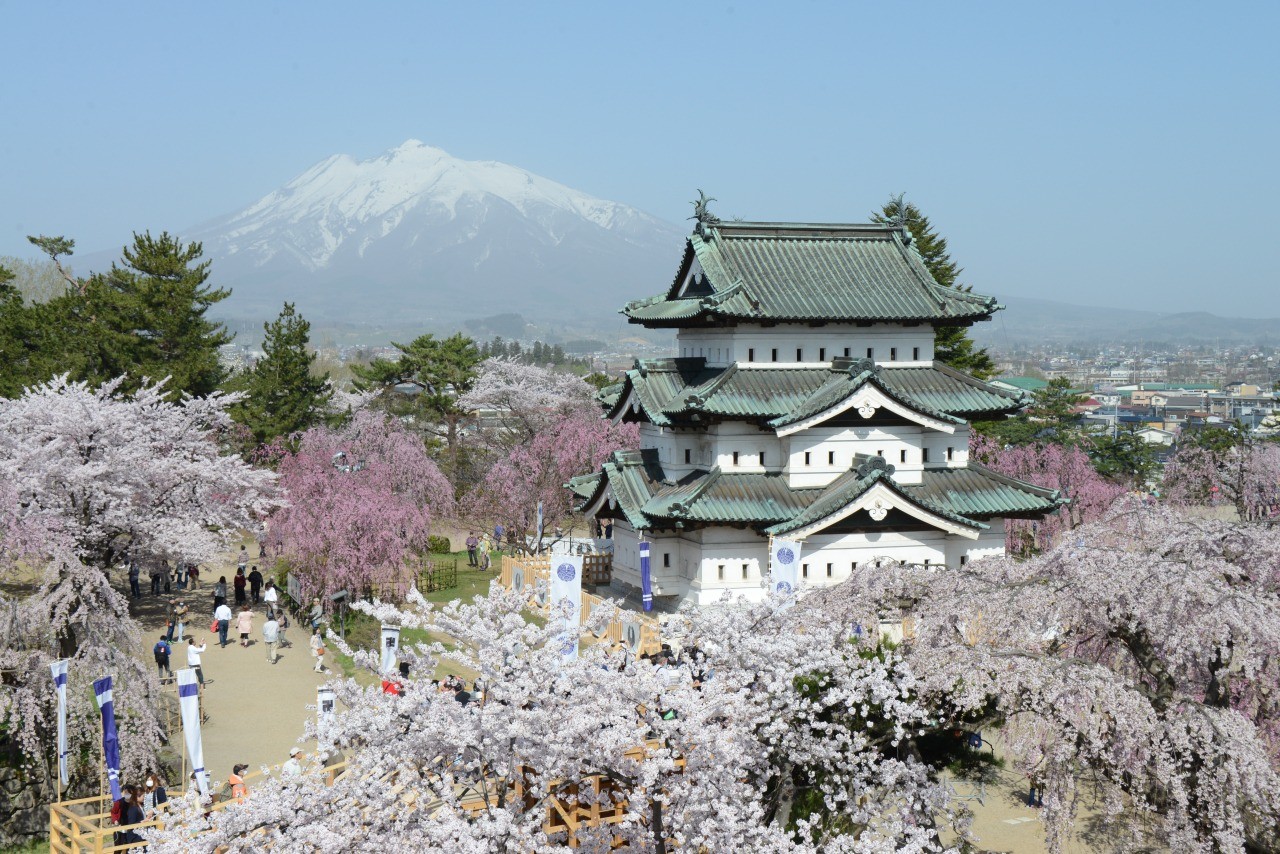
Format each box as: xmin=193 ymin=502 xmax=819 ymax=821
xmin=91 ymin=676 xmax=123 ymax=802
xmin=639 ymin=541 xmax=653 ymax=612
xmin=49 ymin=660 xmax=69 ymax=788
xmin=317 ymin=686 xmax=337 ymax=727
xmin=549 ymin=555 xmax=583 ymax=661
xmin=769 ymin=538 xmax=802 ymax=600
xmin=380 ymin=625 xmax=400 ymax=675
xmin=536 ymin=502 xmax=544 ymax=546
xmin=176 ymin=669 xmax=208 ymax=796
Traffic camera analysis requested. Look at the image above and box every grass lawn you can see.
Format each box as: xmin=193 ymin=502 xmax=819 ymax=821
xmin=1 ymin=841 xmax=49 ymax=854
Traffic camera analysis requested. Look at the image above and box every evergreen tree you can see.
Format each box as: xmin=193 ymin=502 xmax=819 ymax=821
xmin=233 ymin=303 xmax=331 ymax=445
xmin=106 ymin=231 xmax=232 ymax=396
xmin=874 ymin=198 xmax=997 ymax=380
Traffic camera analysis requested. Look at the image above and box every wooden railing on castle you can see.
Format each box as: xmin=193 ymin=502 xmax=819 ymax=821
xmin=499 ymin=555 xmax=664 ymax=656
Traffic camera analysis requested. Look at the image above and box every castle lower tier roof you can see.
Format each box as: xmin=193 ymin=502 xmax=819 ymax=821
xmin=622 ymin=222 xmax=999 ymax=327
xmin=604 ymin=358 xmax=1027 ymax=428
xmin=572 ymin=449 xmax=1063 ymax=536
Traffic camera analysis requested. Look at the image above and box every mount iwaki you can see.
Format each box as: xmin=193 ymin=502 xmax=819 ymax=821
xmin=127 ymin=141 xmax=686 ymax=328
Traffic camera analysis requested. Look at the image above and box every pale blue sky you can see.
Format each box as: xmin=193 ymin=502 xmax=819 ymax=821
xmin=2 ymin=1 xmax=1276 ymax=314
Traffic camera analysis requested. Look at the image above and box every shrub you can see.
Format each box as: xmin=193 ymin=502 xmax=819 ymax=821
xmin=427 ymin=535 xmax=452 ymax=554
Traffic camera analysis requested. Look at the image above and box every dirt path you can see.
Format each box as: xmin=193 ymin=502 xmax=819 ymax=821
xmin=128 ymin=544 xmax=328 ymax=789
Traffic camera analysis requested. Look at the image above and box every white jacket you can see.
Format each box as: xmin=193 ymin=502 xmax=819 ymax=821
xmin=187 ymin=643 xmax=206 ymax=666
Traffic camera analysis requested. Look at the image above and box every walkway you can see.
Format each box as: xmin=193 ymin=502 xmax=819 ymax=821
xmin=128 ymin=543 xmax=327 ymax=788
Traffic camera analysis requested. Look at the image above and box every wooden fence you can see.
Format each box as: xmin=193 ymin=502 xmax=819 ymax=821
xmin=49 ymin=759 xmax=346 ymax=853
xmin=362 ymin=556 xmax=459 ymax=603
xmin=500 ymin=556 xmax=663 ymax=656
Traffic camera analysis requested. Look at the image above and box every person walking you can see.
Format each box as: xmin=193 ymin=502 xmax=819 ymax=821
xmin=478 ymin=535 xmax=491 ymax=572
xmin=161 ymin=561 xmax=172 ymax=594
xmin=187 ymin=562 xmax=200 ymax=589
xmin=153 ymin=636 xmax=173 ymax=682
xmin=236 ymin=605 xmax=254 ymax=648
xmin=277 ymin=606 xmax=291 ymax=649
xmin=213 ymin=576 xmax=227 ymax=606
xmin=465 ymin=532 xmax=479 ymax=567
xmin=233 ymin=568 xmax=247 ymax=606
xmin=263 ymin=579 xmax=279 ymax=615
xmin=263 ymin=613 xmax=279 ymax=664
xmin=237 ymin=544 xmax=249 ymax=575
xmin=214 ymin=601 xmax=233 ymax=648
xmin=187 ymin=638 xmax=206 ymax=687
xmin=310 ymin=628 xmax=326 ymax=672
xmin=128 ymin=560 xmax=142 ymax=599
xmin=164 ymin=602 xmax=177 ymax=642
xmin=248 ymin=565 xmax=263 ymax=604
xmin=493 ymin=523 xmax=505 ymax=555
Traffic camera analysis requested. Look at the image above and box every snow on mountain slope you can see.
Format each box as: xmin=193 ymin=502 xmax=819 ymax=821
xmin=193 ymin=140 xmax=681 ymax=277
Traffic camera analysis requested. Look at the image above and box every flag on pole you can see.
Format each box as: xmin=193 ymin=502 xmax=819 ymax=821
xmin=549 ymin=555 xmax=584 ymax=661
xmin=769 ymin=538 xmax=803 ymax=604
xmin=91 ymin=676 xmax=123 ymax=802
xmin=176 ymin=669 xmax=208 ymax=796
xmin=317 ymin=687 xmax=337 ymax=727
xmin=639 ymin=541 xmax=653 ymax=612
xmin=380 ymin=624 xmax=401 ymax=675
xmin=49 ymin=660 xmax=69 ymax=788
xmin=536 ymin=501 xmax=544 ymax=547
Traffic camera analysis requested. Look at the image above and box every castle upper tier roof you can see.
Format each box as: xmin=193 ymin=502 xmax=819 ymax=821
xmin=601 ymin=357 xmax=1028 ymax=429
xmin=622 ymin=221 xmax=1000 ymax=327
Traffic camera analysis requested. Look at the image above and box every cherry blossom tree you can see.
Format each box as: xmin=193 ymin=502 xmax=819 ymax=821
xmin=271 ymin=410 xmax=454 ymax=603
xmin=0 ymin=375 xmax=279 ymax=574
xmin=149 ymin=584 xmax=964 ymax=852
xmin=463 ymin=411 xmax=637 ymax=552
xmin=970 ymin=434 xmax=1124 ymax=554
xmin=0 ymin=376 xmax=278 ymax=794
xmin=457 ymin=357 xmax=600 ymax=449
xmin=819 ymin=497 xmax=1280 ymax=852
xmin=1162 ymin=430 xmax=1280 ymax=521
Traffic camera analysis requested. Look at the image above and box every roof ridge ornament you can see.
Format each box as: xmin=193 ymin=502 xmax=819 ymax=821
xmin=690 ymin=189 xmax=721 ymax=236
xmin=889 ymin=192 xmax=913 ymax=246
xmin=856 ymin=455 xmax=896 ymax=479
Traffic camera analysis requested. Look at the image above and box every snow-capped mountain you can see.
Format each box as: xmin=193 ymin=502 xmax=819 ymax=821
xmin=177 ymin=141 xmax=686 ymax=325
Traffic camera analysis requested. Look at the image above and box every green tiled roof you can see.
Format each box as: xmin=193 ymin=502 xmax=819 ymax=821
xmin=606 ymin=358 xmax=1026 ymax=428
xmin=576 ymin=450 xmax=1062 ymax=535
xmin=912 ymin=463 xmax=1063 ymax=519
xmin=623 ymin=222 xmax=999 ymax=327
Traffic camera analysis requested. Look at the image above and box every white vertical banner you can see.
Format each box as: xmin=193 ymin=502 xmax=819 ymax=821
xmin=380 ymin=625 xmax=400 ymax=675
xmin=549 ymin=555 xmax=583 ymax=662
xmin=49 ymin=659 xmax=69 ymax=788
xmin=769 ymin=538 xmax=803 ymax=600
xmin=176 ymin=669 xmax=208 ymax=796
xmin=317 ymin=686 xmax=337 ymax=727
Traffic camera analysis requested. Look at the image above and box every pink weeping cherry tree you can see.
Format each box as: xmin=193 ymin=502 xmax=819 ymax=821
xmin=270 ymin=410 xmax=455 ymax=603
xmin=819 ymin=496 xmax=1280 ymax=853
xmin=1162 ymin=434 xmax=1280 ymax=521
xmin=970 ymin=434 xmax=1124 ymax=554
xmin=463 ymin=410 xmax=637 ymax=553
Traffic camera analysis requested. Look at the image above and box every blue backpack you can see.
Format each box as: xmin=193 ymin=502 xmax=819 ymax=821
xmin=153 ymin=640 xmax=170 ymax=660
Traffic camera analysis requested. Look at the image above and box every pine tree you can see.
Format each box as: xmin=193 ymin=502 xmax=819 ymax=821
xmin=233 ymin=303 xmax=331 ymax=445
xmin=874 ymin=198 xmax=997 ymax=380
xmin=106 ymin=231 xmax=233 ymax=396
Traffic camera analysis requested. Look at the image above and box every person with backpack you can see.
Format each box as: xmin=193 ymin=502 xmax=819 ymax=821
xmin=153 ymin=636 xmax=173 ymax=681
xmin=248 ymin=565 xmax=263 ymax=604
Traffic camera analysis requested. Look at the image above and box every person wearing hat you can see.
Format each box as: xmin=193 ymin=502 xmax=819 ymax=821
xmin=282 ymin=747 xmax=303 ymax=779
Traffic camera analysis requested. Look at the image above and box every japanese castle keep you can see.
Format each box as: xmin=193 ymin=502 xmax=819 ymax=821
xmin=570 ymin=204 xmax=1063 ymax=606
